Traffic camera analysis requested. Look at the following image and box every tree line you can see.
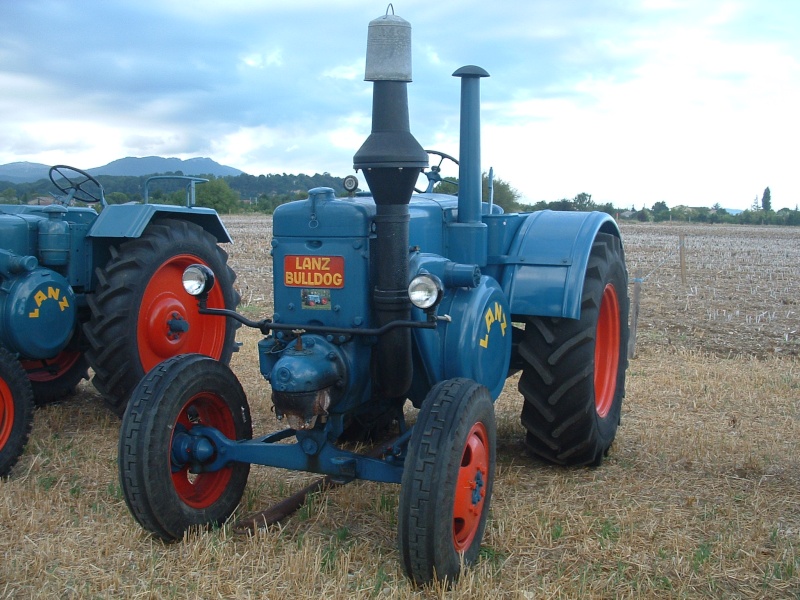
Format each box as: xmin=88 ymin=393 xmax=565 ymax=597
xmin=0 ymin=171 xmax=347 ymax=214
xmin=635 ymin=187 xmax=800 ymax=226
xmin=3 ymin=173 xmax=798 ymax=226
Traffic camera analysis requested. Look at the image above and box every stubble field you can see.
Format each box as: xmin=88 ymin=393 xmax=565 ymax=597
xmin=1 ymin=217 xmax=799 ymax=598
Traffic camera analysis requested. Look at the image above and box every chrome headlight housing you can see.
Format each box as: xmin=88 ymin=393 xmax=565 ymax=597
xmin=182 ymin=264 xmax=216 ymax=296
xmin=408 ymin=273 xmax=444 ymax=310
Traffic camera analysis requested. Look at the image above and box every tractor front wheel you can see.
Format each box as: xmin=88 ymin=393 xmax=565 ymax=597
xmin=518 ymin=232 xmax=629 ymax=466
xmin=85 ymin=218 xmax=239 ymax=416
xmin=398 ymin=378 xmax=496 ymax=585
xmin=0 ymin=348 xmax=35 ymax=477
xmin=118 ymin=354 xmax=252 ymax=540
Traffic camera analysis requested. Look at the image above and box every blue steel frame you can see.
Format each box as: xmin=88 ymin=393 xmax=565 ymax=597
xmin=174 ymin=425 xmax=406 ymax=484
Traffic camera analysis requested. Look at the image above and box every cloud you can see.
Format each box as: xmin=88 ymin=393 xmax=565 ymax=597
xmin=322 ymin=61 xmax=362 ymax=80
xmin=240 ymin=49 xmax=284 ymax=70
xmin=1 ymin=1 xmax=799 ymax=209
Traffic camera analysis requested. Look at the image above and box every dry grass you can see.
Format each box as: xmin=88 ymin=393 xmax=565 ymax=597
xmin=2 ymin=217 xmax=799 ymax=598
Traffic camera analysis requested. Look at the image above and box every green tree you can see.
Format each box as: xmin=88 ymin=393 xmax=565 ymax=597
xmin=693 ymin=206 xmax=711 ymax=222
xmin=572 ymin=192 xmax=595 ymax=211
xmin=484 ymin=173 xmax=521 ymax=212
xmin=1 ymin=187 xmax=18 ymax=203
xmin=761 ymin=186 xmax=772 ymax=211
xmin=549 ymin=198 xmax=575 ymax=211
xmin=106 ymin=191 xmax=130 ymax=204
xmin=434 ymin=172 xmax=522 ymax=212
xmin=195 ymin=178 xmax=240 ymax=213
xmin=595 ymin=201 xmax=616 ymax=216
xmin=651 ymin=201 xmax=670 ymax=222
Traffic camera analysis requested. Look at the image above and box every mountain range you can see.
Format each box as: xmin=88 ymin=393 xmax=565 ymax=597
xmin=0 ymin=157 xmax=243 ymax=184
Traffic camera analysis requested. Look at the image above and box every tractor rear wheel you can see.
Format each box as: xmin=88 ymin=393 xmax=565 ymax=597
xmin=398 ymin=378 xmax=496 ymax=585
xmin=0 ymin=348 xmax=35 ymax=477
xmin=118 ymin=354 xmax=252 ymax=540
xmin=518 ymin=232 xmax=629 ymax=466
xmin=21 ymin=349 xmax=89 ymax=405
xmin=85 ymin=218 xmax=239 ymax=416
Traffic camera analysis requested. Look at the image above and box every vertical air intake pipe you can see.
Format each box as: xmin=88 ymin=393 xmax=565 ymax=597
xmin=454 ymin=66 xmax=490 ymax=225
xmin=353 ymin=9 xmax=428 ymax=398
xmin=449 ymin=65 xmax=490 ymax=266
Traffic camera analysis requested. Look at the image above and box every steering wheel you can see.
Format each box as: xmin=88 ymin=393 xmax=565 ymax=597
xmin=415 ymin=150 xmax=459 ymax=194
xmin=49 ymin=165 xmax=105 ymax=205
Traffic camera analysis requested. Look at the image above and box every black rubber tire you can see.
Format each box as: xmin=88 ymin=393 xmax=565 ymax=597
xmin=0 ymin=348 xmax=35 ymax=478
xmin=518 ymin=232 xmax=629 ymax=466
xmin=22 ymin=351 xmax=89 ymax=405
xmin=118 ymin=354 xmax=252 ymax=541
xmin=398 ymin=378 xmax=496 ymax=586
xmin=85 ymin=218 xmax=239 ymax=416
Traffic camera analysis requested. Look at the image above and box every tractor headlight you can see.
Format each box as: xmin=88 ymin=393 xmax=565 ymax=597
xmin=182 ymin=264 xmax=215 ymax=296
xmin=408 ymin=273 xmax=443 ymax=310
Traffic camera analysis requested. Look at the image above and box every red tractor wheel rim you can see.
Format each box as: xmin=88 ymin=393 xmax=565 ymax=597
xmin=137 ymin=254 xmax=227 ymax=371
xmin=170 ymin=392 xmax=236 ymax=509
xmin=453 ymin=422 xmax=490 ymax=552
xmin=594 ymin=283 xmax=621 ymax=418
xmin=20 ymin=350 xmax=82 ymax=382
xmin=0 ymin=378 xmax=14 ymax=450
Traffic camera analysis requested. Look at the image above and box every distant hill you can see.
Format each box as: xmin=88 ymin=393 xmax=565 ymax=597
xmin=0 ymin=162 xmax=51 ymax=183
xmin=0 ymin=156 xmax=243 ymax=183
xmin=88 ymin=157 xmax=243 ymax=178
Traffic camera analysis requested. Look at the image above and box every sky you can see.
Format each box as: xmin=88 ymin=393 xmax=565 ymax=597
xmin=1 ymin=1 xmax=798 ymax=211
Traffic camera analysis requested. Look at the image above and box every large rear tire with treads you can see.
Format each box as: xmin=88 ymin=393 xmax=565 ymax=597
xmin=85 ymin=218 xmax=239 ymax=416
xmin=519 ymin=232 xmax=629 ymax=466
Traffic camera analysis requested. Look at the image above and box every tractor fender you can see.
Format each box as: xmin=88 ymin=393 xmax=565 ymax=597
xmin=500 ymin=210 xmax=621 ymax=320
xmin=86 ymin=204 xmax=232 ymax=243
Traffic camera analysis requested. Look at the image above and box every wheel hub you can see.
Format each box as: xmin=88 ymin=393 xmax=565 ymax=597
xmin=167 ymin=312 xmax=190 ymax=340
xmin=170 ymin=393 xmax=237 ymax=509
xmin=171 ymin=428 xmax=216 ymax=471
xmin=145 ymin=295 xmax=190 ymax=356
xmin=453 ymin=422 xmax=489 ymax=551
xmin=137 ymin=253 xmax=228 ymax=373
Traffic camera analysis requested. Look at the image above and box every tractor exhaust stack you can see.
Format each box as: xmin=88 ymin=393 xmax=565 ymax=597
xmin=353 ymin=9 xmax=428 ymax=399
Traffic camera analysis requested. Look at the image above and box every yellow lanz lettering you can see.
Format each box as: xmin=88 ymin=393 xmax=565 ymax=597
xmin=295 ymin=256 xmax=331 ymax=271
xmin=479 ymin=302 xmax=508 ymax=348
xmin=29 ymin=286 xmax=69 ymax=318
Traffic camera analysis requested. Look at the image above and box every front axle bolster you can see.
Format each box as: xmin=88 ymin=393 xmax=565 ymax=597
xmin=176 ymin=425 xmax=405 ymax=484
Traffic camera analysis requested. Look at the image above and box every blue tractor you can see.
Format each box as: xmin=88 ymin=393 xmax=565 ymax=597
xmin=0 ymin=169 xmax=239 ymax=477
xmin=118 ymin=10 xmax=629 ymax=585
